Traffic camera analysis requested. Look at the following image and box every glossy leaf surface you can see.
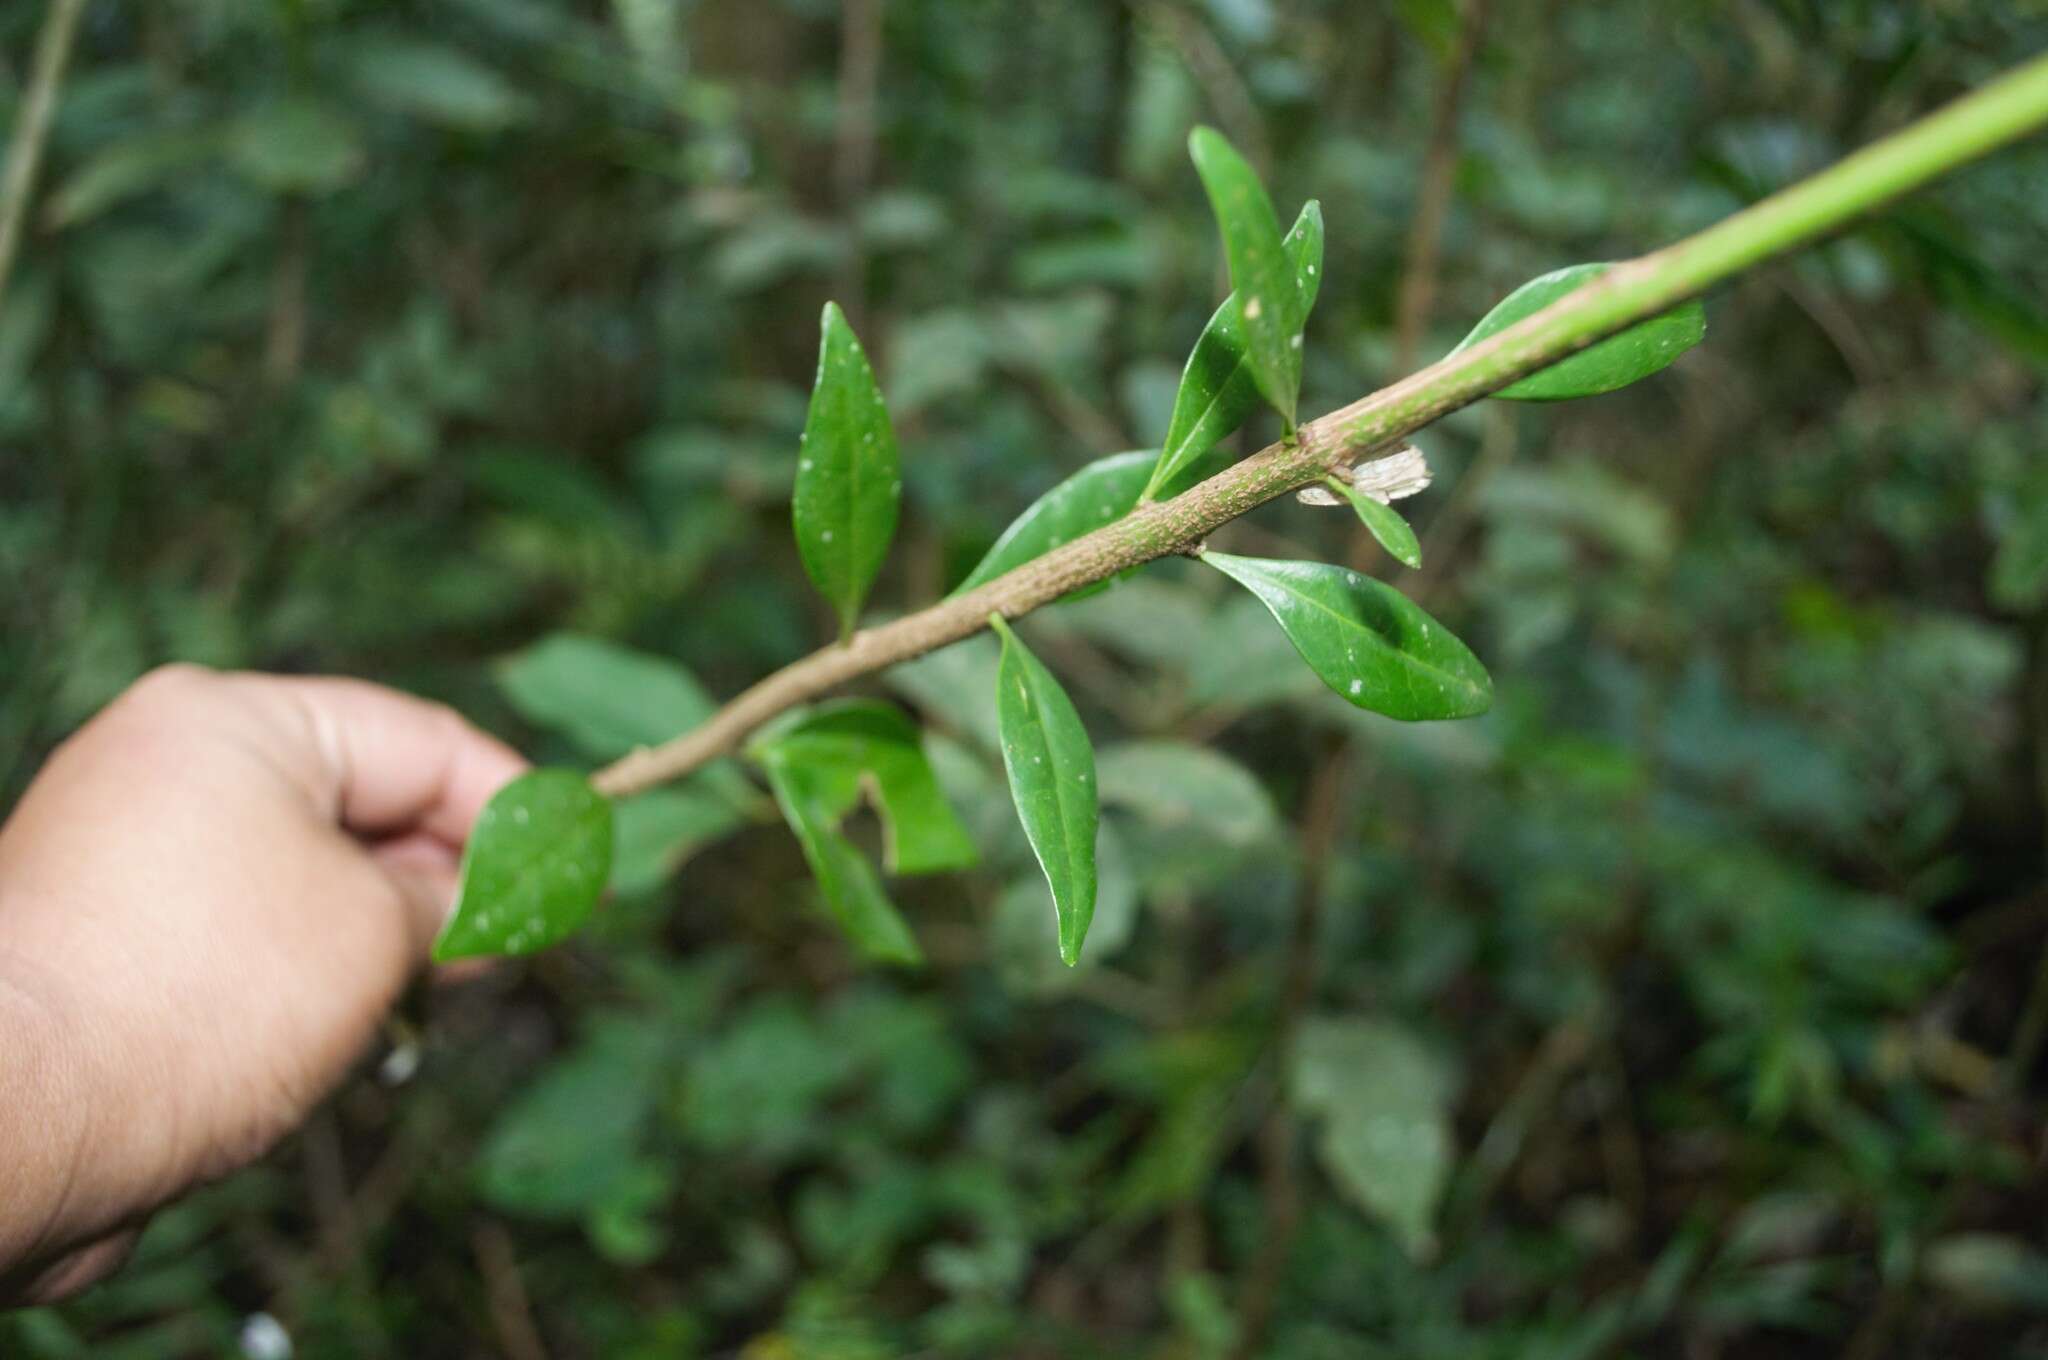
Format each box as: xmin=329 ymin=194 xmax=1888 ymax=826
xmin=954 ymin=451 xmax=1153 ymax=597
xmin=760 ymin=748 xmax=922 ymax=965
xmin=1200 ymin=553 xmax=1491 ymax=720
xmin=793 ymin=301 xmax=901 ymax=638
xmin=991 ymin=615 xmax=1098 ymax=966
xmin=1188 ymin=127 xmax=1303 ymax=428
xmin=1327 ymin=475 xmax=1424 ymax=568
xmin=759 ymin=700 xmax=976 ymax=874
xmin=434 ymin=770 xmax=615 ymax=961
xmin=1146 ymin=200 xmax=1323 ymax=499
xmin=1450 ymin=262 xmax=1706 ymax=400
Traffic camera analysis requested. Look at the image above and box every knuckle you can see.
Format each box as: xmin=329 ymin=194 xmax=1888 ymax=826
xmin=128 ymin=661 xmax=215 ymax=702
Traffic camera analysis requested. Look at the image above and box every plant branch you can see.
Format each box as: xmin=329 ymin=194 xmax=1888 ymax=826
xmin=591 ymin=51 xmax=2048 ymax=800
xmin=0 ymin=0 xmax=89 ymax=314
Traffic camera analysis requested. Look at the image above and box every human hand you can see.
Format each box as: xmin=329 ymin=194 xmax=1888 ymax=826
xmin=0 ymin=666 xmax=524 ymax=1303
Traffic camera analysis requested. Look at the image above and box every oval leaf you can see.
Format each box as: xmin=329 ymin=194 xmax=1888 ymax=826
xmin=1450 ymin=262 xmax=1706 ymax=401
xmin=1200 ymin=552 xmax=1491 ymax=720
xmin=1325 ymin=475 xmax=1423 ymax=568
xmin=434 ymin=770 xmax=615 ymax=961
xmin=1145 ymin=200 xmax=1324 ymax=499
xmin=953 ymin=451 xmax=1153 ymax=597
xmin=759 ymin=747 xmax=922 ymax=965
xmin=794 ymin=301 xmax=901 ymax=638
xmin=1188 ymin=127 xmax=1303 ymax=429
xmin=990 ymin=615 xmax=1098 ymax=966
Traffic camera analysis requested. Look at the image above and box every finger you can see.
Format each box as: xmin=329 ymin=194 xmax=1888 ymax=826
xmin=372 ymin=831 xmax=462 ymax=955
xmin=3 ymin=1227 xmax=141 ymax=1306
xmin=236 ymin=675 xmax=528 ymax=846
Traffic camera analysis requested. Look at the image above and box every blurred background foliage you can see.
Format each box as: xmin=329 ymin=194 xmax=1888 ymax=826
xmin=5 ymin=0 xmax=2048 ymax=1355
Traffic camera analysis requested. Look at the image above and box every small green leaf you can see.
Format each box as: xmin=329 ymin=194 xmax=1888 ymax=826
xmin=1450 ymin=262 xmax=1706 ymax=400
xmin=757 ymin=700 xmax=976 ymax=874
xmin=1325 ymin=475 xmax=1423 ymax=568
xmin=434 ymin=770 xmax=615 ymax=962
xmin=759 ymin=748 xmax=922 ymax=965
xmin=1200 ymin=552 xmax=1491 ymax=720
xmin=990 ymin=615 xmax=1098 ymax=966
xmin=794 ymin=302 xmax=902 ymax=638
xmin=1188 ymin=127 xmax=1304 ymax=430
xmin=954 ymin=451 xmax=1153 ymax=598
xmin=1292 ymin=1017 xmax=1458 ymax=1259
xmin=1146 ymin=201 xmax=1323 ymax=499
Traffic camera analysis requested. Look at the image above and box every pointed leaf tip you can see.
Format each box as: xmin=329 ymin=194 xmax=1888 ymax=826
xmin=1147 ymin=199 xmax=1325 ymax=500
xmin=990 ymin=615 xmax=1098 ymax=965
xmin=1187 ymin=126 xmax=1303 ymax=431
xmin=794 ymin=304 xmax=901 ymax=638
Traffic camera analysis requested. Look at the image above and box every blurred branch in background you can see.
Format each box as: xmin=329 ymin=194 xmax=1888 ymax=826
xmin=1391 ymin=0 xmax=1489 ymax=375
xmin=833 ymin=0 xmax=884 ymax=336
xmin=0 ymin=0 xmax=86 ymax=312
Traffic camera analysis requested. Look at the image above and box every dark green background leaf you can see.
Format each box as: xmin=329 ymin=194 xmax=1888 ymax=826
xmin=435 ymin=769 xmax=615 ymax=961
xmin=610 ymin=787 xmax=744 ymax=895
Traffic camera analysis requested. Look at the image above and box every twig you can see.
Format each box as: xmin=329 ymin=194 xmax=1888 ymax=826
xmin=472 ymin=1220 xmax=551 ymax=1360
xmin=832 ymin=0 xmax=883 ymax=336
xmin=590 ymin=54 xmax=2048 ymax=800
xmin=1229 ymin=749 xmax=1352 ymax=1358
xmin=263 ymin=197 xmax=309 ymax=388
xmin=0 ymin=0 xmax=89 ymax=313
xmin=1391 ymin=0 xmax=1490 ymax=374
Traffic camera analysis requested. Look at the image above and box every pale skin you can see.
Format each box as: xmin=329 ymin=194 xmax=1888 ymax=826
xmin=0 ymin=665 xmax=525 ymax=1304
